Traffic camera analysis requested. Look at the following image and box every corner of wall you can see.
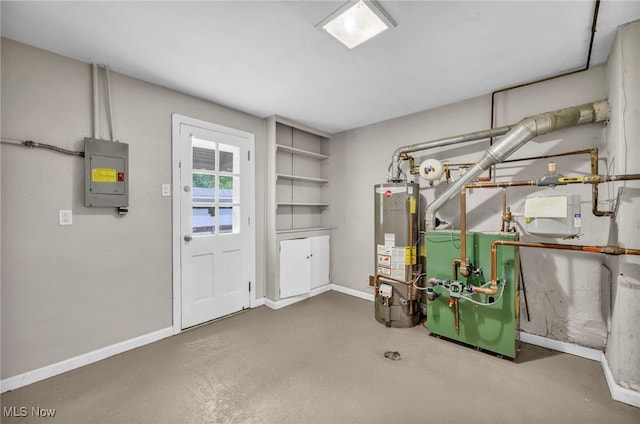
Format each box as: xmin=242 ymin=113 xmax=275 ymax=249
xmin=604 ymin=19 xmax=640 ymax=398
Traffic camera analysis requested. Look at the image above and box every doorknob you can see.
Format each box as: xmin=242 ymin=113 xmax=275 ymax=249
xmin=184 ymin=234 xmax=193 ymax=242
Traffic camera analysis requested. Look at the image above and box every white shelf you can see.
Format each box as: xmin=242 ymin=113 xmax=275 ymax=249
xmin=276 ymin=173 xmax=329 ymax=183
xmin=276 ymin=227 xmax=333 ymax=234
xmin=276 ymin=144 xmax=329 ymax=160
xmin=277 ymin=202 xmax=330 ymax=207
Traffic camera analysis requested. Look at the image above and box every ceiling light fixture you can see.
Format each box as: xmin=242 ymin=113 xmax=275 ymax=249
xmin=317 ymin=0 xmax=396 ymax=49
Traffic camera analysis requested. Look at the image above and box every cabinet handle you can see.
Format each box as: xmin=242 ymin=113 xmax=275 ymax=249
xmin=184 ymin=234 xmax=193 ymax=242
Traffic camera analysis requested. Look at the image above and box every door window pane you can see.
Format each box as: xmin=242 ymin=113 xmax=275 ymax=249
xmin=219 ymin=144 xmax=239 ymax=173
xmin=219 ymin=206 xmax=239 ymax=234
xmin=193 ymin=207 xmax=216 ymax=235
xmin=193 ymin=174 xmax=215 ymax=203
xmin=193 ymin=146 xmax=216 ymax=171
xmin=218 ymin=176 xmax=239 ymax=203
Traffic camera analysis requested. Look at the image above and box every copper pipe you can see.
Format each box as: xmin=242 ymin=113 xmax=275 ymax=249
xmin=377 ymin=274 xmax=412 ymax=286
xmin=445 ymin=148 xmax=597 ymax=169
xmin=465 ymin=181 xmax=539 ymax=189
xmin=454 ymin=299 xmax=459 ymax=333
xmin=459 ymin=173 xmax=640 ymax=287
xmin=481 ymin=240 xmax=640 ymax=295
xmin=500 ymin=147 xmax=609 ymax=216
xmin=445 ymin=148 xmax=611 ymax=217
xmin=459 ymin=180 xmax=537 ymax=278
xmin=606 ymin=174 xmax=640 ymax=182
xmin=459 ymin=186 xmax=469 ymax=276
xmin=452 ymin=259 xmax=460 ymax=281
xmin=501 ymin=189 xmax=507 ymax=232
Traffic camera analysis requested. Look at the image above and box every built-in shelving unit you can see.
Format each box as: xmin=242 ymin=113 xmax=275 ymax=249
xmin=266 ymin=115 xmax=332 ymax=302
xmin=276 ymin=144 xmax=329 ymax=160
xmin=276 ymin=173 xmax=329 ymax=184
xmin=276 ymin=227 xmax=333 ymax=235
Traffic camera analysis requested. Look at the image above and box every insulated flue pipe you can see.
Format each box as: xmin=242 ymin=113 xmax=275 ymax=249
xmin=391 ymin=126 xmax=513 ymax=180
xmin=425 ymin=100 xmax=609 ymax=229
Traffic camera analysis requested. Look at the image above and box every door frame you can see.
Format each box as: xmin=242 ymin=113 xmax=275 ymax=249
xmin=171 ymin=114 xmax=256 ymax=335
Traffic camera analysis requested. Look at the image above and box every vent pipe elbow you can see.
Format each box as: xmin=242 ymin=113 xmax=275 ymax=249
xmin=425 ymin=100 xmax=609 ymax=229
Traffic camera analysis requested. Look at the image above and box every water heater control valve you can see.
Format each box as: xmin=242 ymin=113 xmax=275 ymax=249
xmin=379 ymin=284 xmax=393 ymax=298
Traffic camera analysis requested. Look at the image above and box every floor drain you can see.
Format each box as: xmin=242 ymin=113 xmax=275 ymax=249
xmin=384 ymin=351 xmax=401 ymax=360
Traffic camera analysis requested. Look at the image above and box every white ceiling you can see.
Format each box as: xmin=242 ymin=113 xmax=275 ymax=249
xmin=2 ymin=1 xmax=640 ymax=134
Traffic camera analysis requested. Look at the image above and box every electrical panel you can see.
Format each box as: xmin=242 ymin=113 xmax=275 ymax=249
xmin=84 ymin=138 xmax=129 ymax=208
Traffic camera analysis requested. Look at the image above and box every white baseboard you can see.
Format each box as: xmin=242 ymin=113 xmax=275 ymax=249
xmin=518 ymin=331 xmax=603 ymax=361
xmin=330 ymin=283 xmax=374 ymax=302
xmin=1 ymin=327 xmax=173 ymax=393
xmin=601 ymin=352 xmax=640 ymax=408
xmin=264 ymin=284 xmax=332 ymax=310
xmin=519 ymin=331 xmax=640 ymax=408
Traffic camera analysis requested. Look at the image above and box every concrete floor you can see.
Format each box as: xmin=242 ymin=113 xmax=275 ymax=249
xmin=1 ymin=291 xmax=638 ymax=424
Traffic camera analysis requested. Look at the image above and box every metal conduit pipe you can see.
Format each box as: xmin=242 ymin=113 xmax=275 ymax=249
xmin=391 ymin=126 xmax=513 ymax=180
xmin=480 ymin=240 xmax=640 ymax=295
xmin=93 ymin=63 xmax=99 ymax=139
xmin=425 ymin=100 xmax=609 ymax=229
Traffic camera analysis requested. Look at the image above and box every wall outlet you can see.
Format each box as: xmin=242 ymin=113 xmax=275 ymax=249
xmin=161 ymin=184 xmax=171 ymax=197
xmin=369 ymin=275 xmax=376 ymax=287
xmin=59 ymin=210 xmax=73 ymax=226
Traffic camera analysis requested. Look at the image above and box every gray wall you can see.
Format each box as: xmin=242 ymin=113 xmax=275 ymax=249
xmin=330 ymin=65 xmax=613 ymax=350
xmin=605 ymin=20 xmax=640 ymax=392
xmin=1 ymin=38 xmax=266 ymax=379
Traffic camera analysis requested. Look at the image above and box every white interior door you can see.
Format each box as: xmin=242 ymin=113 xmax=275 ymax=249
xmin=279 ymin=238 xmax=311 ymax=298
xmin=178 ymin=120 xmax=253 ymax=329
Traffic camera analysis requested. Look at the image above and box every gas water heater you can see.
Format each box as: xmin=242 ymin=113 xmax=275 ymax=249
xmin=373 ymin=183 xmax=422 ymax=328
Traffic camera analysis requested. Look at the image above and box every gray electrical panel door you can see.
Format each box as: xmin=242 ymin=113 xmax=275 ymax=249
xmin=84 ymin=138 xmax=129 ymax=207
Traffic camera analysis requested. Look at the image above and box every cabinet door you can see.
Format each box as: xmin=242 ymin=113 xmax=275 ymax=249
xmin=279 ymin=238 xmax=311 ymax=298
xmin=310 ymin=235 xmax=330 ymax=289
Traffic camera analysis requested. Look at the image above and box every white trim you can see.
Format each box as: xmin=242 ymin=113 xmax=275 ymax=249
xmin=171 ymin=114 xmax=256 ymax=335
xmin=251 ymin=298 xmax=265 ymax=308
xmin=1 ymin=327 xmax=173 ymax=393
xmin=171 ymin=115 xmax=182 ymax=335
xmin=518 ymin=331 xmax=602 ymax=361
xmin=330 ymin=283 xmax=375 ymax=302
xmin=264 ymin=284 xmax=332 ymax=310
xmin=601 ymin=352 xmax=640 ymax=408
xmin=519 ymin=332 xmax=640 ymax=408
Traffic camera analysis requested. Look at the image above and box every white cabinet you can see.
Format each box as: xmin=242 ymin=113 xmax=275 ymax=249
xmin=279 ymin=235 xmax=330 ymax=299
xmin=310 ymin=235 xmax=330 ymax=289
